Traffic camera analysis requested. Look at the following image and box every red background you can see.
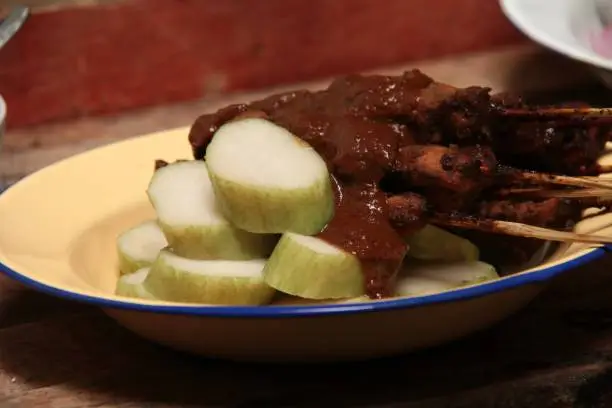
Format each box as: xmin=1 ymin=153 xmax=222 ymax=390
xmin=0 ymin=0 xmax=526 ymax=129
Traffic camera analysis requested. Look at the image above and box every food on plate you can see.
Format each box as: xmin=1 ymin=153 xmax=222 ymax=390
xmin=115 ymin=69 xmax=612 ymax=305
xmin=395 ymin=260 xmax=499 ymax=297
xmin=263 ymin=232 xmax=364 ymax=299
xmin=405 ymin=224 xmax=479 ymax=262
xmin=115 ymin=267 xmax=156 ymax=299
xmin=143 ymin=249 xmax=275 ymax=305
xmin=206 ymin=118 xmax=335 ymax=235
xmin=116 ymin=220 xmax=168 ymax=275
xmin=147 ymin=160 xmax=277 ymax=260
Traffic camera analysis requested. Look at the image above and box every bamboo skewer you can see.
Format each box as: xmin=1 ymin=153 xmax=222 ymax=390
xmin=495 ymin=187 xmax=612 ymax=199
xmin=432 ymin=216 xmax=612 ymax=245
xmin=493 ymin=187 xmax=546 ymax=197
xmin=501 ymin=107 xmax=612 ymax=122
xmin=515 ymin=172 xmax=612 ymax=190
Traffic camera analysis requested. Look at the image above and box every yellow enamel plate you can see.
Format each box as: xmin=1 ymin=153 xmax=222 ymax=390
xmin=0 ymin=127 xmax=610 ymax=363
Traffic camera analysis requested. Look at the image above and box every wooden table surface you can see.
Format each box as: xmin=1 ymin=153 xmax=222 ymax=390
xmin=4 ymin=46 xmax=612 ymax=407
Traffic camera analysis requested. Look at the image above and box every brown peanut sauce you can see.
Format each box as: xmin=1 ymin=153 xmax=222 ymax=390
xmin=317 ymin=177 xmax=408 ymax=298
xmin=188 ymin=70 xmax=469 ymax=298
xmin=186 ymin=70 xmax=572 ymax=298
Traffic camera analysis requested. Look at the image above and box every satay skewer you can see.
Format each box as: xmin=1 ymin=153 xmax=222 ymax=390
xmin=431 ymin=216 xmax=612 ymax=245
xmin=493 ymin=187 xmax=548 ymax=197
xmin=385 ymin=194 xmax=612 ymax=245
xmin=394 ymin=146 xmax=612 ymax=195
xmin=508 ymin=170 xmax=612 ymax=190
xmin=500 ymin=107 xmax=612 ymax=123
xmin=494 ymin=187 xmax=612 ymax=199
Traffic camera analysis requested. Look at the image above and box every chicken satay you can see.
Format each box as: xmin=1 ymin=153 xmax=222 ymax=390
xmin=330 ymin=71 xmax=493 ymax=136
xmin=393 ymin=145 xmax=497 ymax=195
xmin=386 ymin=194 xmax=581 ymax=232
xmin=489 ymin=98 xmax=612 ymax=175
xmin=184 ymin=68 xmax=612 ymax=302
xmin=189 ymin=70 xmax=610 ymax=181
xmin=386 ymin=192 xmax=430 ymax=235
xmin=479 ymin=198 xmax=581 ymax=229
xmin=423 ymin=189 xmax=480 ymax=213
xmin=325 ymin=69 xmax=435 ymax=118
xmin=493 ymin=123 xmax=609 ymax=176
xmin=380 ymin=187 xmax=554 ymax=271
xmin=189 ymin=70 xmax=496 ymax=160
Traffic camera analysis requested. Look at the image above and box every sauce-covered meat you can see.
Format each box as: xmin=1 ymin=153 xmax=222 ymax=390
xmin=188 ymin=69 xmax=604 ymax=298
xmin=190 ymin=70 xmax=483 ymax=298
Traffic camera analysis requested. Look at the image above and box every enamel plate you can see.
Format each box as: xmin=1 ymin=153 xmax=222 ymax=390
xmin=0 ymin=128 xmax=610 ymax=362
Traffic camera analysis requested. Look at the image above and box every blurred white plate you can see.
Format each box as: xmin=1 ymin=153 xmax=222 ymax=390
xmin=500 ymin=0 xmax=612 ymax=87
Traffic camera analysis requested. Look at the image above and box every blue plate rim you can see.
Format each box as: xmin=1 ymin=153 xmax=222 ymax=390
xmin=0 ymin=245 xmax=608 ymax=318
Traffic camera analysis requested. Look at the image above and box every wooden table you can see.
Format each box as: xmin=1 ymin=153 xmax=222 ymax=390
xmin=4 ymin=46 xmax=612 ymax=407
